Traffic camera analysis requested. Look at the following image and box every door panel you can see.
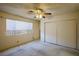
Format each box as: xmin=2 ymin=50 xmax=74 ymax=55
xmin=45 ymin=22 xmax=57 ymax=43
xmin=57 ymin=20 xmax=76 ymax=48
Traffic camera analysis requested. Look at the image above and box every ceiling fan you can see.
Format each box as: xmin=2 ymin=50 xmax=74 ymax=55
xmin=28 ymin=8 xmax=52 ymax=19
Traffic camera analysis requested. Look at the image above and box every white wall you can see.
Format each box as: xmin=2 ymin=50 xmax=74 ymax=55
xmin=0 ymin=11 xmax=40 ymax=51
xmin=77 ymin=18 xmax=79 ymax=49
xmin=40 ymin=5 xmax=79 ymax=49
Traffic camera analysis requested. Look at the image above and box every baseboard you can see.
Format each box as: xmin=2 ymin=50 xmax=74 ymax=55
xmin=44 ymin=41 xmax=79 ymax=51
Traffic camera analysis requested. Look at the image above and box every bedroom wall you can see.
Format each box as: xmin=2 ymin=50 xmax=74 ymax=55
xmin=0 ymin=11 xmax=40 ymax=51
xmin=40 ymin=5 xmax=79 ymax=48
xmin=77 ymin=15 xmax=79 ymax=49
xmin=33 ymin=20 xmax=40 ymax=40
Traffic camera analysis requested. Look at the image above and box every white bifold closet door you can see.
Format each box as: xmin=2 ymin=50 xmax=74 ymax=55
xmin=57 ymin=20 xmax=76 ymax=48
xmin=44 ymin=20 xmax=76 ymax=48
xmin=45 ymin=22 xmax=57 ymax=44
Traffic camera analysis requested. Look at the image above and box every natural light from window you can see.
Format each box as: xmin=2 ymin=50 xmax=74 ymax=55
xmin=6 ymin=19 xmax=33 ymax=36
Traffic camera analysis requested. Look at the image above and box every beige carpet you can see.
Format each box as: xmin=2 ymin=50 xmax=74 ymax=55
xmin=0 ymin=40 xmax=79 ymax=56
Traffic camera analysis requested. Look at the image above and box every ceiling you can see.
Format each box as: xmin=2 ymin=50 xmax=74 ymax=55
xmin=0 ymin=3 xmax=79 ymax=20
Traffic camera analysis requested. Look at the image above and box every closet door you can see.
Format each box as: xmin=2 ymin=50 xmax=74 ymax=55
xmin=57 ymin=20 xmax=76 ymax=48
xmin=45 ymin=22 xmax=57 ymax=44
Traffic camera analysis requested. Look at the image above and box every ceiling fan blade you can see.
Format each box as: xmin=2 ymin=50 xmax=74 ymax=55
xmin=29 ymin=10 xmax=33 ymax=12
xmin=27 ymin=10 xmax=35 ymax=14
xmin=44 ymin=13 xmax=52 ymax=15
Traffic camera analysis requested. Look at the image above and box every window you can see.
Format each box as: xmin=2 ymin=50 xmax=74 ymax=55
xmin=6 ymin=19 xmax=33 ymax=36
